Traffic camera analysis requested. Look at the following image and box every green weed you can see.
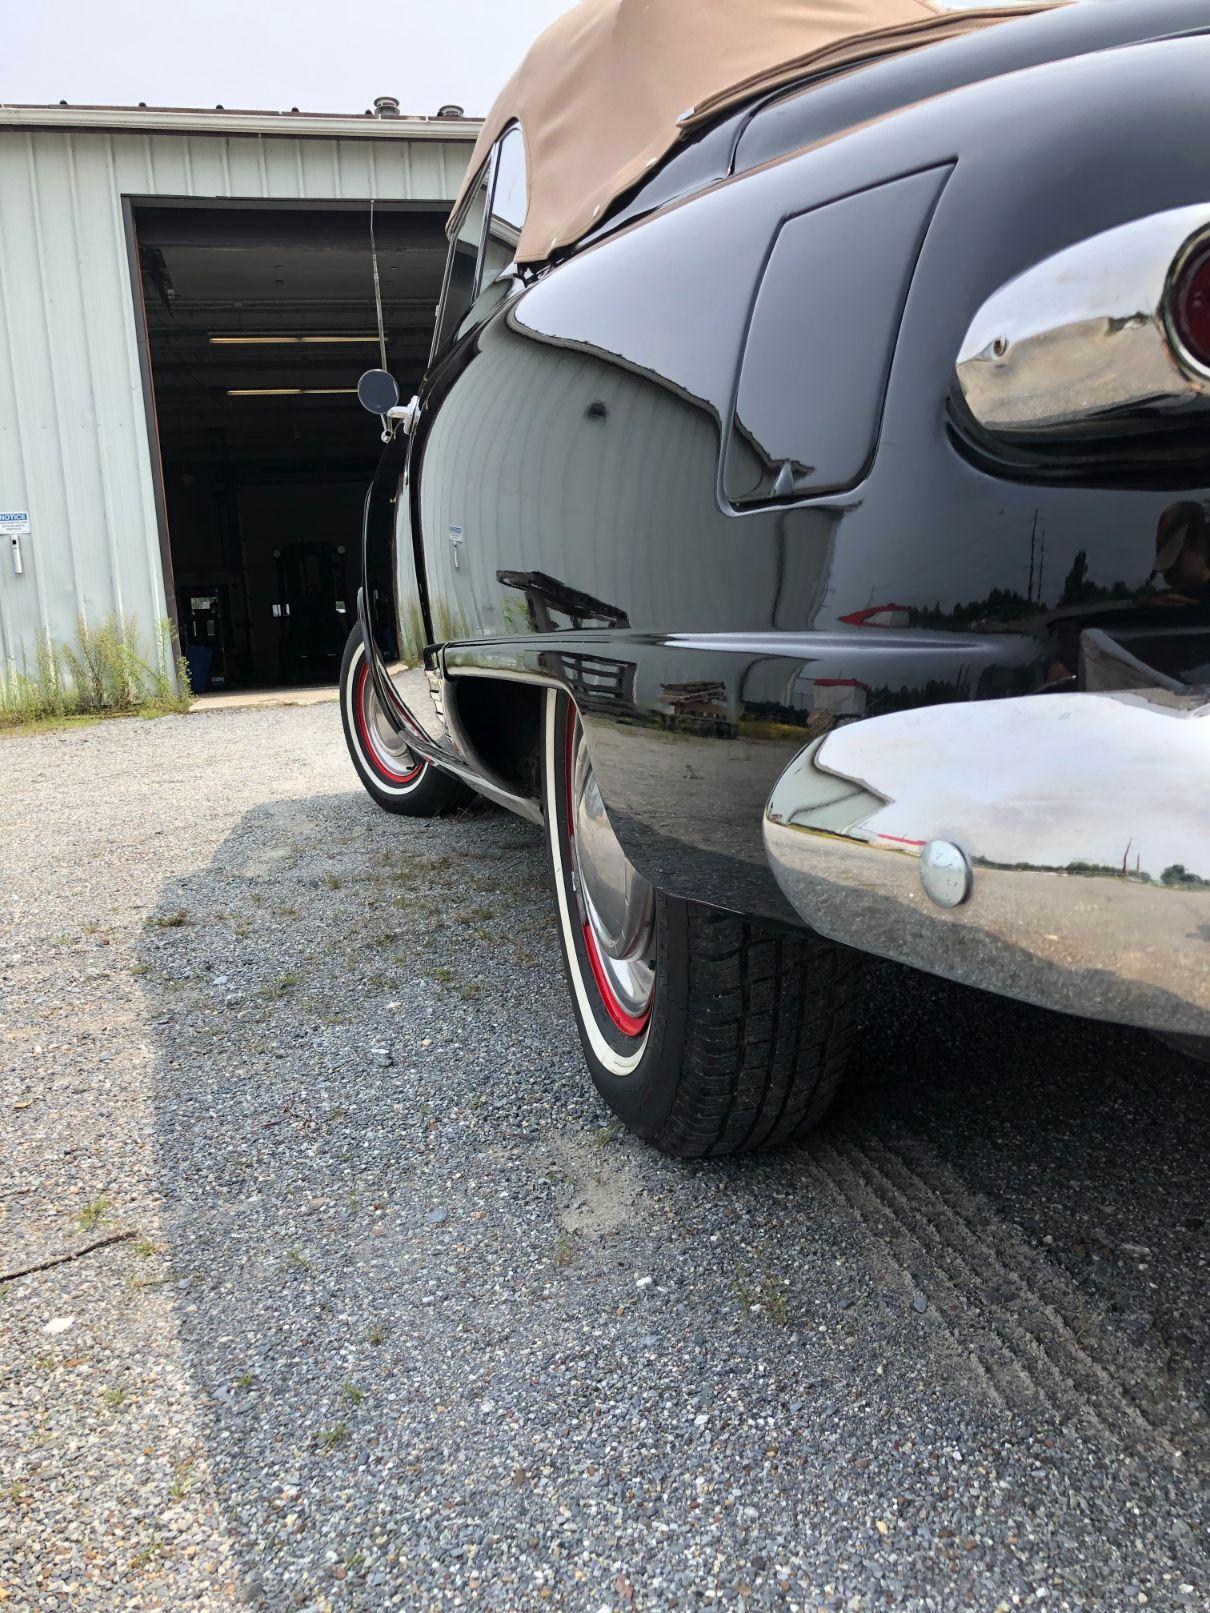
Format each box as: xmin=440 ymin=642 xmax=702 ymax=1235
xmin=0 ymin=614 xmax=190 ymax=728
xmin=735 ymin=1270 xmax=791 ymax=1326
xmin=74 ymin=1197 xmax=110 ymax=1232
xmin=148 ymin=909 xmax=189 ymax=930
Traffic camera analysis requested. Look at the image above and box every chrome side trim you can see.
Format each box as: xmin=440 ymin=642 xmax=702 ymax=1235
xmin=439 ymin=666 xmax=545 ymax=823
xmin=399 ymin=715 xmax=542 ymax=824
xmin=460 ymin=771 xmax=543 ymax=825
xmin=764 ymin=690 xmax=1210 ymax=1036
xmin=442 ymin=662 xmax=562 ymax=688
xmin=956 ymin=204 xmax=1210 ymax=435
xmin=358 ymin=654 xmax=541 ymax=824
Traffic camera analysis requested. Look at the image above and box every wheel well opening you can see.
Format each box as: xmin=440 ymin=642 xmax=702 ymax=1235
xmin=448 ymin=677 xmax=544 ymax=801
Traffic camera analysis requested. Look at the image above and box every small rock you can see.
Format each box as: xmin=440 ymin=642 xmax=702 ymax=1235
xmin=424 ymin=1208 xmax=447 ymax=1226
xmin=43 ymin=1316 xmax=74 ymax=1335
xmin=913 ymin=1294 xmax=927 ymax=1313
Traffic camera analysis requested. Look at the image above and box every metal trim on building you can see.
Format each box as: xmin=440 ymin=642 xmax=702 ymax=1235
xmin=0 ymin=103 xmax=481 ymax=142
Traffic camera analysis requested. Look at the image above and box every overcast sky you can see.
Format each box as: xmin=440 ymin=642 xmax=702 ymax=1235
xmin=2 ymin=0 xmax=577 ymax=119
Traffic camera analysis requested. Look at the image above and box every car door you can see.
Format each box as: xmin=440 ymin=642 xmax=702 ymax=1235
xmin=405 ymin=125 xmax=528 ymax=646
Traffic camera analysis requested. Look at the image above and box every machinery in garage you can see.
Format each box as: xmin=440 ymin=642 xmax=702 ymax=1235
xmin=136 ymin=203 xmax=450 ymax=690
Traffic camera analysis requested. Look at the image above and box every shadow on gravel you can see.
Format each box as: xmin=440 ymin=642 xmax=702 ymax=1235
xmin=836 ymin=956 xmax=1210 ymax=1389
xmin=137 ymin=784 xmax=1208 ymax=1609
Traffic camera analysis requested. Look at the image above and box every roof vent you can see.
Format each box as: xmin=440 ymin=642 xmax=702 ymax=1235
xmin=373 ymin=95 xmax=401 ymax=119
xmin=436 ymin=103 xmax=464 ymax=119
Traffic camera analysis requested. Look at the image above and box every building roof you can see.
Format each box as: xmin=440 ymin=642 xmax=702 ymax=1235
xmin=0 ymin=101 xmax=481 ymax=142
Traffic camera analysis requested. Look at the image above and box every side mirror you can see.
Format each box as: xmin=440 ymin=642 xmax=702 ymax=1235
xmin=357 ymin=369 xmax=400 ymax=415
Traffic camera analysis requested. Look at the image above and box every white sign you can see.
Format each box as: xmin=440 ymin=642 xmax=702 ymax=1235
xmin=0 ymin=510 xmax=30 ymax=534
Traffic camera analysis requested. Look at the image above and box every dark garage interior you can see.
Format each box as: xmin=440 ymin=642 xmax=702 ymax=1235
xmin=135 ymin=202 xmax=448 ymax=691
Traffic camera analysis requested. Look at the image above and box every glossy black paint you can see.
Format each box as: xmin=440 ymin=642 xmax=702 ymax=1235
xmin=364 ymin=12 xmax=1210 ymax=925
xmin=724 ymin=165 xmax=950 ymax=503
xmin=730 ymin=0 xmax=1210 ymax=181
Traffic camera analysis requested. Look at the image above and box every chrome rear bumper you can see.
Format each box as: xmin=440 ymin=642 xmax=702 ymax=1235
xmin=763 ymin=690 xmax=1210 ymax=1036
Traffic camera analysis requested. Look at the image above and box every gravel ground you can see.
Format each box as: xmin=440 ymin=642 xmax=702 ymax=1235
xmin=1 ymin=703 xmax=1206 ymax=1613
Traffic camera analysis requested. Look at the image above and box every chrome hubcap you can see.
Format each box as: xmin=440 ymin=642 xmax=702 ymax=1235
xmin=569 ymin=719 xmax=655 ymax=1021
xmin=360 ymin=662 xmax=420 ymax=777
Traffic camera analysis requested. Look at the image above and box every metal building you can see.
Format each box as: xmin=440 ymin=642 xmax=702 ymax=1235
xmin=0 ymin=101 xmax=478 ymax=692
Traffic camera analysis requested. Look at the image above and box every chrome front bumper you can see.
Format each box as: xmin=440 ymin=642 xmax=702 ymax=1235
xmin=763 ymin=689 xmax=1210 ymax=1036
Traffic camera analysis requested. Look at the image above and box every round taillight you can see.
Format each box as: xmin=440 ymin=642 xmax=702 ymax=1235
xmin=1167 ymin=232 xmax=1210 ymax=376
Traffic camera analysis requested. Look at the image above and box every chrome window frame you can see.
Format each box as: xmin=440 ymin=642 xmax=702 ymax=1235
xmin=480 ymin=121 xmax=527 ymax=283
xmin=427 ymin=123 xmax=529 ymax=372
xmin=427 ymin=151 xmax=496 ymax=369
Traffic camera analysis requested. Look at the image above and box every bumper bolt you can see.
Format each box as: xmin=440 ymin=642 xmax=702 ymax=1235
xmin=920 ymin=840 xmax=972 ymax=908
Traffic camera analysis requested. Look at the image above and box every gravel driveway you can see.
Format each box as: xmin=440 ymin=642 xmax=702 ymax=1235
xmin=1 ymin=705 xmax=1206 ymax=1611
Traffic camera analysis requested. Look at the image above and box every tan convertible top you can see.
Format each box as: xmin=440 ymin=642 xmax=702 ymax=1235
xmin=454 ymin=0 xmax=1054 ymax=265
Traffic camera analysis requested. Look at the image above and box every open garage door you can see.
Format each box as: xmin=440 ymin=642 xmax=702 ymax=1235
xmin=133 ymin=202 xmax=447 ymax=692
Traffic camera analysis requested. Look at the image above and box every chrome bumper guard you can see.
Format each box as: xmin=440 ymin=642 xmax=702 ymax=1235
xmin=763 ymin=690 xmax=1210 ymax=1036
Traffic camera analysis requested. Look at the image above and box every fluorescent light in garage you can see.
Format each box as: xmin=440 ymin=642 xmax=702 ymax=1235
xmin=209 ymin=334 xmax=379 ymax=345
xmin=225 ymin=387 xmax=359 ymax=396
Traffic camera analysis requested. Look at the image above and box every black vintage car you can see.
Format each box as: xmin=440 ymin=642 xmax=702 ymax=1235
xmin=341 ymin=0 xmax=1210 ymax=1155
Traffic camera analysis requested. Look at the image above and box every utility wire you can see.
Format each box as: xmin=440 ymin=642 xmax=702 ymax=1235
xmin=369 ymin=198 xmax=388 ymax=372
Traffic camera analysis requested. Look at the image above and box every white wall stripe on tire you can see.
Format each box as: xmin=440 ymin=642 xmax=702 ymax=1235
xmin=343 ymin=640 xmax=428 ymax=799
xmin=545 ymin=690 xmax=648 ymax=1078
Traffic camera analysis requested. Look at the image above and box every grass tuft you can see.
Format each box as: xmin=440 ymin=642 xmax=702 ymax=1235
xmin=1 ymin=614 xmax=190 ymax=729
xmin=74 ymin=1197 xmax=110 ymax=1232
xmin=735 ymin=1269 xmax=791 ymax=1326
xmin=148 ymin=908 xmax=189 ymax=930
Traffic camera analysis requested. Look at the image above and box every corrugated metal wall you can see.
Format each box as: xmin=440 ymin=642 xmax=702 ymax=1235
xmin=0 ymin=126 xmax=470 ymax=681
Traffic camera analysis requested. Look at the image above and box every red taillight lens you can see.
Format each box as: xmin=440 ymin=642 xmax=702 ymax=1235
xmin=1168 ymin=234 xmax=1210 ymax=374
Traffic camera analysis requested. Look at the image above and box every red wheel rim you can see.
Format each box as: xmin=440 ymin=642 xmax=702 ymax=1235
xmin=565 ymin=704 xmax=652 ymax=1039
xmin=355 ymin=660 xmax=424 ymax=785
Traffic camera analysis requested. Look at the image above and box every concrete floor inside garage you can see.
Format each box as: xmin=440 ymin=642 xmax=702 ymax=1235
xmin=135 ymin=201 xmax=447 ymax=692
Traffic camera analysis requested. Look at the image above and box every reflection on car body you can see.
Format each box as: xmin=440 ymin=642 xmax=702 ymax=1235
xmin=339 ymin=0 xmax=1210 ymax=1156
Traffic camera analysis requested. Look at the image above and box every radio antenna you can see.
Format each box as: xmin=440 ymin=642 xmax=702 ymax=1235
xmin=369 ymin=197 xmax=388 ymax=372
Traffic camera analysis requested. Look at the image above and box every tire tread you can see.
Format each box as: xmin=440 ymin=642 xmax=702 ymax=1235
xmin=654 ymin=905 xmax=863 ymax=1158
